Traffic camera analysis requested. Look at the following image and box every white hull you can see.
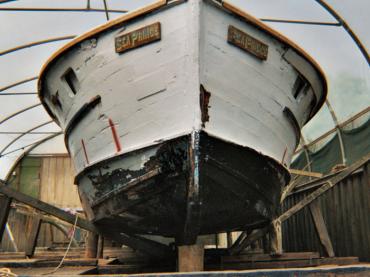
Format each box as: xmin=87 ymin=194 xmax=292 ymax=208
xmin=39 ymin=0 xmax=326 ymax=178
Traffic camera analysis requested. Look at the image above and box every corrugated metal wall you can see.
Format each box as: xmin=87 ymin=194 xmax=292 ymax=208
xmin=1 ymin=155 xmax=84 ymax=252
xmin=282 ymin=161 xmax=370 ymax=261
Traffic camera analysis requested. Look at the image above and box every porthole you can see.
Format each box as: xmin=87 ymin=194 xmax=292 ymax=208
xmin=62 ymin=68 xmax=80 ymax=95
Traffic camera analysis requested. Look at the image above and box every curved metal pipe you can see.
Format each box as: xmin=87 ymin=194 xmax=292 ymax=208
xmin=1 ymin=132 xmax=62 ymax=157
xmin=0 ymin=36 xmax=76 ymax=56
xmin=4 ymin=133 xmax=63 ymax=181
xmin=315 ymin=0 xmax=370 ymax=66
xmin=260 ymin=18 xmax=340 ymax=26
xmin=0 ymin=7 xmax=127 ymax=13
xmin=0 ymin=120 xmax=53 ymax=155
xmin=294 ymin=106 xmax=370 ymax=155
xmin=0 ymin=76 xmax=38 ymax=92
xmin=0 ymin=103 xmax=41 ymax=125
xmin=325 ymin=100 xmax=347 ymax=165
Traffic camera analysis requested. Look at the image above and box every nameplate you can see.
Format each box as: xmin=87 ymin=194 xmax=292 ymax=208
xmin=228 ymin=25 xmax=268 ymax=60
xmin=115 ymin=22 xmax=161 ymax=53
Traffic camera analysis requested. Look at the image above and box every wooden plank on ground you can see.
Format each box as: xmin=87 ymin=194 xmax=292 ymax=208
xmin=221 ymin=252 xmax=320 ymax=263
xmin=219 ymin=257 xmax=359 ymax=270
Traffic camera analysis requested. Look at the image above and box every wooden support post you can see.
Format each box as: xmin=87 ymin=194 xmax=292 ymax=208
xmin=85 ymin=232 xmax=98 ymax=258
xmin=0 ymin=195 xmax=12 ymax=242
xmin=25 ymin=215 xmax=42 ymax=257
xmin=97 ymin=235 xmax=104 ymax=259
xmin=178 ymin=244 xmax=204 ymax=272
xmin=270 ymin=220 xmax=282 ymax=256
xmin=309 ymin=201 xmax=335 ymax=257
xmin=227 ymin=232 xmax=233 ymax=248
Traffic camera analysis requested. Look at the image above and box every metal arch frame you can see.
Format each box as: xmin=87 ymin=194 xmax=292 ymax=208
xmin=4 ymin=132 xmax=63 ymax=181
xmin=0 ymin=7 xmax=127 ymax=13
xmin=0 ymin=36 xmax=76 ymax=56
xmin=1 ymin=132 xmax=62 ymax=157
xmin=294 ymin=106 xmax=370 ymax=155
xmin=0 ymin=76 xmax=38 ymax=92
xmin=315 ymin=0 xmax=370 ymax=66
xmin=325 ymin=100 xmax=347 ymax=165
xmin=0 ymin=120 xmax=54 ymax=155
xmin=0 ymin=103 xmax=42 ymax=125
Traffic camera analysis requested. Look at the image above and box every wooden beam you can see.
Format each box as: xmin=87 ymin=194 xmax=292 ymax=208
xmin=228 ymin=227 xmax=269 ymax=255
xmin=270 ymin=220 xmax=282 ymax=256
xmin=309 ymin=201 xmax=335 ymax=257
xmin=25 ymin=215 xmax=42 ymax=257
xmin=0 ymin=195 xmax=12 ymax=242
xmin=0 ymin=181 xmax=97 ymax=233
xmin=278 ymin=153 xmax=370 ymax=223
xmin=289 ymin=168 xmax=323 ymax=178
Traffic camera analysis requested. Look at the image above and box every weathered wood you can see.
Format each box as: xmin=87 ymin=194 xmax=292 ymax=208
xmin=289 ymin=168 xmax=323 ymax=178
xmin=221 ymin=252 xmax=320 ymax=263
xmin=0 ymin=195 xmax=12 ymax=242
xmin=85 ymin=232 xmax=98 ymax=258
xmin=97 ymin=235 xmax=104 ymax=259
xmin=178 ymin=244 xmax=204 ymax=272
xmin=25 ymin=215 xmax=42 ymax=257
xmin=0 ymin=181 xmax=96 ymax=233
xmin=309 ymin=201 xmax=335 ymax=257
xmin=278 ymin=153 xmax=370 ymax=223
xmin=226 ymin=232 xmax=233 ymax=248
xmin=229 ymin=227 xmax=269 ymax=255
xmin=219 ymin=256 xmax=359 ymax=270
xmin=270 ymin=220 xmax=282 ymax=256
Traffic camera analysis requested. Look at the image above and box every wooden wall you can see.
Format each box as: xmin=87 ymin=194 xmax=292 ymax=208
xmin=39 ymin=156 xmax=80 ymax=209
xmin=1 ymin=155 xmax=85 ymax=252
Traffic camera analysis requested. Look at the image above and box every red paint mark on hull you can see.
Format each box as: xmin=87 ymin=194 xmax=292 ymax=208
xmin=109 ymin=118 xmax=122 ymax=153
xmin=281 ymin=146 xmax=288 ymax=164
xmin=81 ymin=139 xmax=90 ymax=165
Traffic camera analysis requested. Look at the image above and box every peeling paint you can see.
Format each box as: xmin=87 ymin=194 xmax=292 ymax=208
xmin=200 ymin=85 xmax=211 ymax=127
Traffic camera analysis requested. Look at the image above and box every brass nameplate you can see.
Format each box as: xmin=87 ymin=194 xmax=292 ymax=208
xmin=115 ymin=22 xmax=161 ymax=53
xmin=228 ymin=25 xmax=268 ymax=60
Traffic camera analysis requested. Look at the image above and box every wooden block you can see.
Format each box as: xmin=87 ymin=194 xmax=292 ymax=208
xmin=178 ymin=244 xmax=204 ymax=272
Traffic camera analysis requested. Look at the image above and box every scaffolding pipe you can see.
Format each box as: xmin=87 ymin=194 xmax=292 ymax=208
xmin=0 ymin=103 xmax=42 ymax=126
xmin=0 ymin=120 xmax=53 ymax=155
xmin=0 ymin=76 xmax=38 ymax=92
xmin=260 ymin=18 xmax=340 ymax=26
xmin=315 ymin=0 xmax=370 ymax=66
xmin=0 ymin=36 xmax=76 ymax=56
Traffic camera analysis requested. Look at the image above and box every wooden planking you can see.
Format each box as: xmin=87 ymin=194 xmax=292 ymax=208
xmin=25 ymin=215 xmax=42 ymax=257
xmin=39 ymin=156 xmax=80 ymax=209
xmin=282 ymin=161 xmax=370 ymax=261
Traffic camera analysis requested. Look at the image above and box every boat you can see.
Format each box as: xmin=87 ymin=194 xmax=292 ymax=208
xmin=38 ymin=0 xmax=327 ymax=247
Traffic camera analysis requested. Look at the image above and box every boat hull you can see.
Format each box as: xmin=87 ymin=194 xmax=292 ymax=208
xmin=78 ymin=132 xmax=288 ymax=243
xmin=38 ymin=0 xmax=327 ymax=245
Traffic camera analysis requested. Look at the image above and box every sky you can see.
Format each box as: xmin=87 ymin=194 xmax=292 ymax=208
xmin=0 ymin=0 xmax=369 ymax=178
